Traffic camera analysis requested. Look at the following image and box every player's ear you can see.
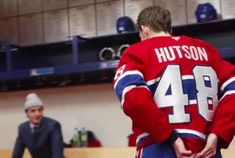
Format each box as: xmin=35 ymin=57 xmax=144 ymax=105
xmin=139 ymin=25 xmax=150 ymax=41
xmin=141 ymin=25 xmax=150 ymax=36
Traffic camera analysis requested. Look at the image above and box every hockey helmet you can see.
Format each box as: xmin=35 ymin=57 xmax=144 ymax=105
xmin=116 ymin=16 xmax=135 ymax=33
xmin=195 ymin=3 xmax=217 ymax=23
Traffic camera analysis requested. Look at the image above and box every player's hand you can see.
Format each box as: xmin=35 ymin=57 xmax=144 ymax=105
xmin=195 ymin=133 xmax=218 ymax=158
xmin=172 ymin=137 xmax=194 ymax=158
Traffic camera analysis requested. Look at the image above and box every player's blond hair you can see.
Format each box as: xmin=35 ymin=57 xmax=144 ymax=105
xmin=137 ymin=6 xmax=172 ymax=33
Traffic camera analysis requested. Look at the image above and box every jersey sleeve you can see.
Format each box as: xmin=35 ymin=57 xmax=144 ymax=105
xmin=210 ymin=47 xmax=235 ymax=148
xmin=113 ymin=47 xmax=173 ymax=143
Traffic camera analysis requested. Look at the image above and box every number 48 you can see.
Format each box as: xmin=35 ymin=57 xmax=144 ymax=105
xmin=154 ymin=65 xmax=218 ymax=123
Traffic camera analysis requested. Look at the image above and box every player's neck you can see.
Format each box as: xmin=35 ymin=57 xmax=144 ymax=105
xmin=149 ymin=31 xmax=171 ymax=38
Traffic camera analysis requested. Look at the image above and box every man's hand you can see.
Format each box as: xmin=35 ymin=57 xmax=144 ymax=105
xmin=195 ymin=133 xmax=218 ymax=158
xmin=172 ymin=137 xmax=194 ymax=158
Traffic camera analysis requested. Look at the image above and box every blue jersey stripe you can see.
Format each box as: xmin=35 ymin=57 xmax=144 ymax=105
xmin=115 ymin=74 xmax=145 ymax=101
xmin=220 ymin=81 xmax=235 ymax=96
xmin=182 ymin=79 xmax=197 ymax=100
xmin=148 ymin=79 xmax=198 ymax=101
xmin=178 ymin=133 xmax=205 ymax=141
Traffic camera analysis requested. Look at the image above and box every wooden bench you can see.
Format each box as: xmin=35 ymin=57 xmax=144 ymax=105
xmin=0 ymin=146 xmax=234 ymax=158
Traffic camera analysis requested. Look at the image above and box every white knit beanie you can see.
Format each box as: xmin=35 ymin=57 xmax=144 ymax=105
xmin=24 ymin=93 xmax=43 ymax=110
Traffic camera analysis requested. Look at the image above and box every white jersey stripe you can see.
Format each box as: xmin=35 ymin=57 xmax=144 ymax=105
xmin=175 ymin=129 xmax=206 ymax=139
xmin=147 ymin=75 xmax=194 ymax=86
xmin=121 ymin=85 xmax=136 ymax=108
xmin=182 ymin=75 xmax=194 ymax=80
xmin=220 ymin=77 xmax=235 ymax=91
xmin=136 ymin=148 xmax=143 ymax=158
xmin=114 ymin=70 xmax=143 ymax=89
xmin=189 ymin=99 xmax=197 ymax=105
xmin=146 ymin=77 xmax=160 ymax=86
xmin=136 ymin=132 xmax=149 ymax=145
xmin=121 ymin=85 xmax=149 ymax=109
xmin=220 ymin=90 xmax=235 ymax=101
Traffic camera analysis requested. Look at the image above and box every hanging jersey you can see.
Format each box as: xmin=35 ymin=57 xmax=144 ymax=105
xmin=114 ymin=35 xmax=235 ymax=153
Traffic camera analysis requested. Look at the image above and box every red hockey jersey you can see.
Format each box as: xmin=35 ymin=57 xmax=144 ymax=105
xmin=114 ymin=35 xmax=235 ymax=153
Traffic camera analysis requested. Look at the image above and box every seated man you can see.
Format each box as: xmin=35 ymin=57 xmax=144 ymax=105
xmin=12 ymin=93 xmax=64 ymax=158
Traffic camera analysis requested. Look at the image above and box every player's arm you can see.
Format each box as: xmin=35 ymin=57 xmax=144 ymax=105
xmin=12 ymin=127 xmax=25 ymax=158
xmin=210 ymin=48 xmax=235 ymax=148
xmin=114 ymin=47 xmax=175 ymax=143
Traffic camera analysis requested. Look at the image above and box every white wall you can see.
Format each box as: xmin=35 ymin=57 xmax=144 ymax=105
xmin=0 ymin=83 xmax=132 ymax=149
xmin=1 ymin=0 xmax=235 ymax=45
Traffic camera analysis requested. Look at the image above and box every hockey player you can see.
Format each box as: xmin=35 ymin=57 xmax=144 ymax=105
xmin=114 ymin=6 xmax=235 ymax=158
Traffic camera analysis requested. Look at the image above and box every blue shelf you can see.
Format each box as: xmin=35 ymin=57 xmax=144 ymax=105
xmin=0 ymin=46 xmax=234 ymax=82
xmin=0 ymin=60 xmax=119 ymax=81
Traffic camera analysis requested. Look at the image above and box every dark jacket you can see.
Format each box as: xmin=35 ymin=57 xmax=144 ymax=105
xmin=12 ymin=117 xmax=64 ymax=158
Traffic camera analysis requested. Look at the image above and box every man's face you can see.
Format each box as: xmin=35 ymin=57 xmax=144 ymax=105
xmin=26 ymin=106 xmax=43 ymax=125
